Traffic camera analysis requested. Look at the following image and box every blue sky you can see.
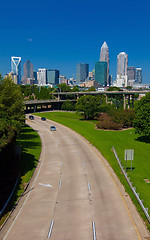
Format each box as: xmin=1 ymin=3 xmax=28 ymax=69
xmin=0 ymin=0 xmax=150 ymax=83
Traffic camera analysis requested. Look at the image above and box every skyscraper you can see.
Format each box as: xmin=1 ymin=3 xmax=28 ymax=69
xmin=47 ymin=69 xmax=59 ymax=85
xmin=95 ymin=61 xmax=107 ymax=86
xmin=116 ymin=52 xmax=128 ymax=87
xmin=37 ymin=68 xmax=47 ymax=86
xmin=22 ymin=60 xmax=34 ymax=85
xmin=76 ymin=63 xmax=89 ymax=84
xmin=127 ymin=66 xmax=136 ymax=80
xmin=11 ymin=56 xmax=21 ymax=84
xmin=117 ymin=52 xmax=128 ymax=76
xmin=34 ymin=71 xmax=37 ymax=84
xmin=135 ymin=68 xmax=142 ymax=84
xmin=100 ymin=41 xmax=109 ymax=85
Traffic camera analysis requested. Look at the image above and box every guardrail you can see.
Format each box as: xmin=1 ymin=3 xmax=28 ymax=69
xmin=112 ymin=146 xmax=150 ymax=223
xmin=0 ymin=175 xmax=19 ymax=218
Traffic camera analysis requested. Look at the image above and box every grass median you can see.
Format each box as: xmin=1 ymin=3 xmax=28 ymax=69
xmin=35 ymin=111 xmax=150 ymax=230
xmin=0 ymin=125 xmax=41 ymax=226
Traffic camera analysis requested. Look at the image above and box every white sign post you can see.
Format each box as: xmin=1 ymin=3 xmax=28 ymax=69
xmin=124 ymin=149 xmax=134 ymax=172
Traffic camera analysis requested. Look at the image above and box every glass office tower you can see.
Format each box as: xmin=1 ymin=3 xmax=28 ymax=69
xmin=100 ymin=42 xmax=109 ymax=85
xmin=76 ymin=63 xmax=89 ymax=84
xmin=47 ymin=69 xmax=59 ymax=85
xmin=95 ymin=61 xmax=107 ymax=86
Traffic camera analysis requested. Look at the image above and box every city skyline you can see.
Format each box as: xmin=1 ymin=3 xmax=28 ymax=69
xmin=0 ymin=0 xmax=150 ymax=83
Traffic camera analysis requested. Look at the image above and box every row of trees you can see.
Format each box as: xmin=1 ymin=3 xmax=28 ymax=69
xmin=0 ymin=77 xmax=25 ymax=148
xmin=0 ymin=76 xmax=25 ymax=209
xmin=61 ymin=93 xmax=150 ymax=137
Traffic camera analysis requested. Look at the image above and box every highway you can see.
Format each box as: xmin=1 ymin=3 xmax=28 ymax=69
xmin=1 ymin=115 xmax=149 ymax=240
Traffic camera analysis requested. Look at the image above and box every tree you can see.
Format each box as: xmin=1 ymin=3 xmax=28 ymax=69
xmin=107 ymin=86 xmax=122 ymax=91
xmin=0 ymin=77 xmax=25 ymax=136
xmin=57 ymin=83 xmax=72 ymax=92
xmin=133 ymin=92 xmax=150 ymax=137
xmin=76 ymin=95 xmax=100 ymax=119
xmin=72 ymin=85 xmax=79 ymax=92
xmin=61 ymin=100 xmax=75 ymax=111
xmin=87 ymin=86 xmax=96 ymax=91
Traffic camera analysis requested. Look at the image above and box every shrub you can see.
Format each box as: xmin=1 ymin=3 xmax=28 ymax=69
xmin=111 ymin=109 xmax=135 ymax=128
xmin=97 ymin=113 xmax=122 ymax=130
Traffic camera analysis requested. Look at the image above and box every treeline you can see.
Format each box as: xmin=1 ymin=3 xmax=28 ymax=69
xmin=0 ymin=76 xmax=25 ymax=209
xmin=19 ymin=83 xmax=81 ymax=100
xmin=0 ymin=77 xmax=25 ymax=149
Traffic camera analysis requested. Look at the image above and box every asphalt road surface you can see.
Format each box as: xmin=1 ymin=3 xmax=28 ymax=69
xmin=1 ymin=115 xmax=149 ymax=240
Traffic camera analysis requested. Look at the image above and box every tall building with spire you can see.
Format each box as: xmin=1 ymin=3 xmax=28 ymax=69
xmin=11 ymin=56 xmax=21 ymax=84
xmin=100 ymin=41 xmax=109 ymax=85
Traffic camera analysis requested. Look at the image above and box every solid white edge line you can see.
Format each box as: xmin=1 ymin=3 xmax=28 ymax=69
xmin=3 ymin=129 xmax=46 ymax=240
xmin=92 ymin=221 xmax=96 ymax=240
xmin=48 ymin=220 xmax=54 ymax=238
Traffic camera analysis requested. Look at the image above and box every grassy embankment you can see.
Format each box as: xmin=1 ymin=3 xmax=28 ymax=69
xmin=35 ymin=111 xmax=150 ymax=230
xmin=0 ymin=125 xmax=41 ymax=226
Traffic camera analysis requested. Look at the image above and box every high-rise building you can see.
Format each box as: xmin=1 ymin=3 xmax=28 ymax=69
xmin=117 ymin=52 xmax=128 ymax=76
xmin=135 ymin=68 xmax=142 ymax=84
xmin=127 ymin=66 xmax=136 ymax=80
xmin=11 ymin=56 xmax=21 ymax=84
xmin=47 ymin=69 xmax=59 ymax=85
xmin=34 ymin=71 xmax=37 ymax=84
xmin=76 ymin=63 xmax=89 ymax=84
xmin=116 ymin=52 xmax=128 ymax=87
xmin=100 ymin=41 xmax=109 ymax=85
xmin=37 ymin=68 xmax=47 ymax=86
xmin=95 ymin=61 xmax=107 ymax=86
xmin=22 ymin=60 xmax=34 ymax=85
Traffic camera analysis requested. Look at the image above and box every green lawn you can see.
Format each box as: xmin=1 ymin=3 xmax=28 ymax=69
xmin=16 ymin=125 xmax=41 ymax=197
xmin=35 ymin=111 xmax=150 ymax=229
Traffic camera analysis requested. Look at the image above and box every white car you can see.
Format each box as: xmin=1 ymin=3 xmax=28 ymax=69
xmin=50 ymin=126 xmax=56 ymax=131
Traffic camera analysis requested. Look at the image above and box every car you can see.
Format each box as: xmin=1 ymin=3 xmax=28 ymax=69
xmin=41 ymin=117 xmax=46 ymax=121
xmin=29 ymin=115 xmax=34 ymax=120
xmin=50 ymin=126 xmax=56 ymax=131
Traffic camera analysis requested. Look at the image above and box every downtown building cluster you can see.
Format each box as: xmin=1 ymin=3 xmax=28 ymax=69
xmin=76 ymin=42 xmax=143 ymax=88
xmin=7 ymin=57 xmax=60 ymax=87
xmin=6 ymin=42 xmax=143 ymax=89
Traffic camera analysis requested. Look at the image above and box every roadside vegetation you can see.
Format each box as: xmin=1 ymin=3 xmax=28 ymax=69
xmin=0 ymin=77 xmax=41 ymax=226
xmin=34 ymin=110 xmax=150 ymax=230
xmin=0 ymin=125 xmax=41 ymax=226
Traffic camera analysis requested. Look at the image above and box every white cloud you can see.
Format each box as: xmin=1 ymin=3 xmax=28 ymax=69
xmin=27 ymin=38 xmax=33 ymax=42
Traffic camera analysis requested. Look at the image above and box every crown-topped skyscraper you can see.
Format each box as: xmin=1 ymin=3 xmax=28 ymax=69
xmin=100 ymin=41 xmax=109 ymax=85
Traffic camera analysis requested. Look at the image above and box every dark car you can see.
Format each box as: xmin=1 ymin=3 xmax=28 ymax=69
xmin=41 ymin=117 xmax=46 ymax=121
xmin=50 ymin=126 xmax=56 ymax=131
xmin=29 ymin=115 xmax=34 ymax=120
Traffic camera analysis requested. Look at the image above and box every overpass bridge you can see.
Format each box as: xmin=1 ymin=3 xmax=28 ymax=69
xmin=24 ymin=90 xmax=150 ymax=113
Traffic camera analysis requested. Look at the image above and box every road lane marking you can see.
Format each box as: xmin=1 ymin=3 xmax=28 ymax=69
xmin=48 ymin=220 xmax=54 ymax=238
xmin=39 ymin=183 xmax=53 ymax=188
xmin=82 ymin=161 xmax=85 ymax=167
xmin=59 ymin=179 xmax=62 ymax=189
xmin=94 ymin=151 xmax=142 ymax=240
xmin=92 ymin=221 xmax=97 ymax=240
xmin=88 ymin=182 xmax=91 ymax=192
xmin=3 ymin=127 xmax=46 ymax=240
